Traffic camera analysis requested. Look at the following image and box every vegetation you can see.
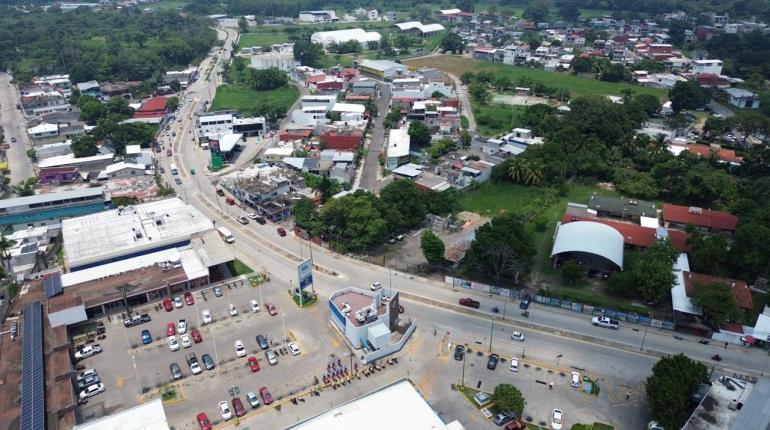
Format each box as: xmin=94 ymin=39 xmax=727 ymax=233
xmin=293 ymin=40 xmax=325 ymax=69
xmin=464 ymin=214 xmax=535 ymax=286
xmin=491 ymin=384 xmax=526 ymax=416
xmin=0 ymin=8 xmax=215 ymax=83
xmin=407 ymin=120 xmax=432 ymax=147
xmin=210 ymin=84 xmax=299 ymax=120
xmin=561 ymin=260 xmax=583 ymax=286
xmin=668 ymin=81 xmax=710 ymax=113
xmin=693 ymin=282 xmax=743 ymax=326
xmin=230 ymin=259 xmax=254 ymax=276
xmin=607 ymin=241 xmax=679 ymax=301
xmin=247 ymin=68 xmax=289 ymax=91
xmin=238 ymin=31 xmax=290 ymax=51
xmin=420 ymin=231 xmax=446 ymax=265
xmin=72 ymin=136 xmax=99 ymax=158
xmin=165 ymin=96 xmax=179 ymax=112
xmin=646 ymin=354 xmax=707 ymax=430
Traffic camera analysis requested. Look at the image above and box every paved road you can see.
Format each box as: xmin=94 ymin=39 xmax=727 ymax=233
xmin=359 ymin=83 xmax=390 ymax=192
xmin=0 ymin=72 xmax=35 ymax=186
xmin=708 ymin=101 xmax=735 ymax=118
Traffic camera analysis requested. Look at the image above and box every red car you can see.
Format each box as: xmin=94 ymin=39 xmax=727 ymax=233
xmin=191 ymin=328 xmax=202 ymax=343
xmin=166 ymin=149 xmax=172 ymax=156
xmin=166 ymin=322 xmax=175 ymax=336
xmin=277 ymin=227 xmax=286 ymax=237
xmin=226 ymin=197 xmax=235 ymax=205
xmin=248 ymin=356 xmax=260 ymax=372
xmin=458 ymin=297 xmax=481 ymax=309
xmin=163 ymin=298 xmax=173 ymax=312
xmin=232 ymin=397 xmax=246 ymax=417
xmin=259 ymin=387 xmax=273 ymax=405
xmin=196 ymin=413 xmax=212 ymax=430
xmin=184 ymin=292 xmax=194 ymax=305
xmin=265 ymin=303 xmax=277 ymax=316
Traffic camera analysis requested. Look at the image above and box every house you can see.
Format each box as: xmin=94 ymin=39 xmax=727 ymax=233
xmin=668 ymin=143 xmax=743 ymax=166
xmin=331 ymin=103 xmax=366 ymax=122
xmin=319 ymin=127 xmax=364 ymax=150
xmin=99 ymin=81 xmax=142 ymax=99
xmin=299 ymin=10 xmax=338 ymax=23
xmin=382 ymin=11 xmax=398 ymax=21
xmin=724 ymin=88 xmax=760 ymax=109
xmin=131 ymin=96 xmax=168 ymax=122
xmin=472 ymin=46 xmax=497 ymax=61
xmin=458 ymin=160 xmax=495 ymax=186
xmin=163 ymin=67 xmax=198 ymax=86
xmin=682 ymin=271 xmax=753 ymax=315
xmin=98 ymin=162 xmax=147 ymax=180
xmin=263 ymin=147 xmax=295 ymax=162
xmin=279 ymin=128 xmax=313 ymax=142
xmin=386 ymin=128 xmax=410 ymax=169
xmin=662 ymin=204 xmax=738 ymax=234
xmin=27 ymin=123 xmax=59 ymax=139
xmin=367 ymin=9 xmax=378 ymax=20
xmin=692 ymin=59 xmax=723 ymax=75
xmin=310 ymin=28 xmax=381 ymax=47
xmin=38 ymin=167 xmax=79 ymax=184
xmin=19 ymin=87 xmax=70 ymax=116
xmin=76 ymin=80 xmax=101 ymax=98
xmin=316 ymin=77 xmax=344 ymax=94
xmin=350 ymin=80 xmax=377 ymax=96
xmin=358 ymin=59 xmax=407 ymax=79
xmin=587 ymin=195 xmax=657 ymax=221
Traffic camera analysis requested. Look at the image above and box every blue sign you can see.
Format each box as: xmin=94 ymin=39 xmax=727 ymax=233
xmin=297 ymin=259 xmax=313 ymax=290
xmin=299 ymin=274 xmax=313 ymax=288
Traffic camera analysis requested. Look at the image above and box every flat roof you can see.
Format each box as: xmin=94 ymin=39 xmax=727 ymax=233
xmin=730 ymin=378 xmax=770 ymax=429
xmin=330 ymin=288 xmax=385 ymax=327
xmin=198 ymin=113 xmax=233 ymax=123
xmin=286 ymin=379 xmax=462 ymax=430
xmin=671 ymin=253 xmax=700 ymax=315
xmin=684 ymin=378 xmax=754 ymax=430
xmin=62 ymin=198 xmax=214 ymax=269
xmin=588 ymin=194 xmax=657 ymax=218
xmin=393 ymin=163 xmax=423 ymax=178
xmin=331 ymin=103 xmax=366 ymax=114
xmin=387 ymin=128 xmax=410 ymax=158
xmin=218 ymin=133 xmax=243 ymax=152
xmin=38 ymin=153 xmax=114 ymax=169
xmin=73 ymin=398 xmax=169 ymax=430
xmin=0 ymin=187 xmax=104 ymax=210
xmin=360 ymin=59 xmax=406 ymax=72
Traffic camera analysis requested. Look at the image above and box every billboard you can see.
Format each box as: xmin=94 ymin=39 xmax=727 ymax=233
xmin=297 ymin=259 xmax=313 ymax=289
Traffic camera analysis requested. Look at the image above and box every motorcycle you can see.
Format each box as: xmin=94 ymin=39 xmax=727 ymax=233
xmin=521 ymin=311 xmax=529 ymax=318
xmin=698 ymin=340 xmax=710 ymax=345
xmin=492 ymin=306 xmax=500 ymax=314
xmin=712 ymin=354 xmax=722 ymax=361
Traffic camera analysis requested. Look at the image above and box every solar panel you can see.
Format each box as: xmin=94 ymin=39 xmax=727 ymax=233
xmin=20 ymin=301 xmax=45 ymax=430
xmin=44 ymin=273 xmax=63 ymax=299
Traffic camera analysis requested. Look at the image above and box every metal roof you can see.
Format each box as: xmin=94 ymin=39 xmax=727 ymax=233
xmin=0 ymin=187 xmax=105 ymax=210
xmin=20 ymin=301 xmax=45 ymax=430
xmin=551 ymin=221 xmax=624 ymax=269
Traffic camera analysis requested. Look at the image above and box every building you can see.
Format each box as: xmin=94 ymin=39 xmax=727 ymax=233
xmin=0 ymin=187 xmax=109 ymax=229
xmin=72 ymin=398 xmax=169 ymax=430
xmin=299 ymin=10 xmax=338 ymax=23
xmin=692 ymin=59 xmax=723 ymax=75
xmin=233 ymin=116 xmax=266 ymax=137
xmin=551 ymin=221 xmax=625 ymax=270
xmin=386 ymin=128 xmax=410 ymax=169
xmin=76 ymin=80 xmax=101 ymax=98
xmin=669 ymin=142 xmax=743 ymax=166
xmin=35 ymin=140 xmax=72 ymax=160
xmin=358 ymin=59 xmax=408 ymax=79
xmin=221 ymin=164 xmax=302 ymax=221
xmin=724 ymin=88 xmax=760 ymax=109
xmin=662 ymin=204 xmax=738 ymax=234
xmin=197 ymin=112 xmax=266 ymax=140
xmin=331 ymin=102 xmax=366 ymax=122
xmin=310 ymin=28 xmax=381 ymax=47
xmin=20 ymin=86 xmax=70 ymax=115
xmin=99 ymin=81 xmax=142 ymax=99
xmin=27 ymin=122 xmax=59 ymax=139
xmin=286 ymin=379 xmax=465 ymax=429
xmin=393 ymin=21 xmax=446 ymax=36
xmin=163 ymin=67 xmax=197 ymax=86
xmin=39 ymin=166 xmax=80 ymax=184
xmin=98 ymin=162 xmax=147 ymax=180
xmin=249 ymin=50 xmax=299 ymax=72
xmin=587 ymin=195 xmax=657 ymax=221
xmin=319 ymin=127 xmax=364 ymax=150
xmin=38 ymin=153 xmax=115 ymax=175
xmin=131 ymin=96 xmax=168 ymax=123
xmin=472 ymin=46 xmax=498 ymax=61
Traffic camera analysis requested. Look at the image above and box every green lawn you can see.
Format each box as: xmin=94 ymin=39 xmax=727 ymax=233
xmin=473 ymin=102 xmax=526 ymax=136
xmin=230 ymin=259 xmax=254 ymax=276
xmin=238 ymin=32 xmax=291 ymax=51
xmin=318 ymin=53 xmax=355 ymax=68
xmin=210 ymin=84 xmax=300 ymax=118
xmin=144 ymin=0 xmax=188 ymax=9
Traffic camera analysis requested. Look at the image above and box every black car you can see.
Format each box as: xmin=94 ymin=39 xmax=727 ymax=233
xmin=174 ymin=178 xmax=182 ymax=185
xmin=202 ymin=353 xmax=216 ymax=370
xmin=256 ymin=334 xmax=269 ymax=350
xmin=487 ymin=353 xmax=499 ymax=370
xmin=170 ymin=362 xmax=183 ymax=380
xmin=454 ymin=344 xmax=465 ymax=361
xmin=519 ymin=294 xmax=530 ymax=310
xmin=140 ymin=313 xmax=151 ymax=323
xmin=255 ymin=216 xmax=266 ymax=225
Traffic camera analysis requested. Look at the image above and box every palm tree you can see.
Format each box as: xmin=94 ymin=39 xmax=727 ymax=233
xmin=508 ymin=158 xmax=542 ymax=186
xmin=0 ymin=235 xmax=16 ymax=276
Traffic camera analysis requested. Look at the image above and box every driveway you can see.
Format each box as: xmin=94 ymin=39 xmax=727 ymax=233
xmin=708 ymin=101 xmax=735 ymax=118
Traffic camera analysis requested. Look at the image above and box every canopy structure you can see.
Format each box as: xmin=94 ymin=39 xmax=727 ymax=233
xmin=551 ymin=221 xmax=624 ymax=269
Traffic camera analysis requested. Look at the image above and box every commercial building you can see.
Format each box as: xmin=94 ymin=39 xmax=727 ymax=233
xmin=27 ymin=123 xmax=59 ymax=139
xmin=73 ymin=398 xmax=169 ymax=430
xmin=299 ymin=10 xmax=339 ymax=23
xmin=311 ymin=28 xmax=382 ymax=47
xmin=287 ymin=379 xmax=465 ymax=430
xmin=386 ymin=127 xmax=410 ymax=169
xmin=197 ymin=112 xmax=266 ymax=140
xmin=0 ymin=187 xmax=109 ymax=230
xmin=358 ymin=59 xmax=408 ymax=79
xmin=38 ymin=153 xmax=115 ymax=175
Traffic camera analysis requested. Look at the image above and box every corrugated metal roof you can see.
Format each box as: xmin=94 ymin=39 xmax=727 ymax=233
xmin=0 ymin=187 xmax=105 ymax=210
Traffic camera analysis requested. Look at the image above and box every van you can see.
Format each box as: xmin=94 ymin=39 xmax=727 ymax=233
xmin=217 ymin=227 xmax=235 ymax=243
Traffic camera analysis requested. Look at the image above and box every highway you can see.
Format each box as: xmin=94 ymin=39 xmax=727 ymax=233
xmin=157 ymin=26 xmax=770 ymax=388
xmin=0 ymin=72 xmax=35 ymax=185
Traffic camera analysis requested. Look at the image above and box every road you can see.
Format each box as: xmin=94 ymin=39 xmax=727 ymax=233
xmin=0 ymin=72 xmax=35 ymax=185
xmin=358 ymin=83 xmax=390 ymax=192
xmin=708 ymin=101 xmax=735 ymax=118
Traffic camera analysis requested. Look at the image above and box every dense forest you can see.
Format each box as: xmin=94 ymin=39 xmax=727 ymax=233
xmin=0 ymin=7 xmax=216 ymax=83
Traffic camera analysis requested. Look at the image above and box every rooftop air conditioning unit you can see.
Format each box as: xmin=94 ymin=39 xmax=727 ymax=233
xmin=341 ymin=303 xmax=351 ymax=314
xmin=355 ymin=311 xmax=366 ymax=323
xmin=688 ymin=206 xmax=703 ymax=214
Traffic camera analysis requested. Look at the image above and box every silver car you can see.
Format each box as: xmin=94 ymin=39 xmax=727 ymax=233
xmin=266 ymin=349 xmax=278 ymax=365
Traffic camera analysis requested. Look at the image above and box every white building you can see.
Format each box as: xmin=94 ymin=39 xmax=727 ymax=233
xmin=725 ymin=88 xmax=760 ymax=109
xmin=197 ymin=113 xmax=234 ymax=138
xmin=27 ymin=123 xmax=59 ymax=139
xmin=73 ymin=398 xmax=169 ymax=430
xmin=249 ymin=50 xmax=299 ymax=72
xmin=163 ymin=67 xmax=197 ymax=86
xmin=98 ymin=162 xmax=147 ymax=180
xmin=299 ymin=10 xmax=338 ymax=23
xmin=331 ymin=103 xmax=366 ymax=122
xmin=291 ymin=105 xmax=330 ymax=127
xmin=38 ymin=153 xmax=115 ymax=173
xmin=311 ymin=28 xmax=382 ymax=47
xmin=692 ymin=59 xmax=723 ymax=75
xmin=386 ymin=128 xmax=410 ymax=169
xmin=367 ymin=9 xmax=379 ymax=20
xmin=35 ymin=140 xmax=72 ymax=160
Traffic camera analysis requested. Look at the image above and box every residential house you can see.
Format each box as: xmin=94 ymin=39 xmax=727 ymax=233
xmin=692 ymin=59 xmax=723 ymax=75
xmin=662 ymin=204 xmax=738 ymax=235
xmin=472 ymin=46 xmax=497 ymax=61
xmin=20 ymin=86 xmax=70 ymax=116
xmin=382 ymin=11 xmax=398 ymax=21
xmin=724 ymin=88 xmax=760 ymax=109
xmin=350 ymin=80 xmax=377 ymax=96
xmin=319 ymin=127 xmax=364 ymax=150
xmin=27 ymin=123 xmax=59 ymax=139
xmin=99 ymin=81 xmax=142 ymax=99
xmin=98 ymin=162 xmax=147 ymax=180
xmin=587 ymin=195 xmax=657 ymax=222
xmin=38 ymin=167 xmax=79 ymax=184
xmin=299 ymin=10 xmax=338 ymax=23
xmin=367 ymin=9 xmax=378 ymax=20
xmin=668 ymin=143 xmax=743 ymax=166
xmin=36 ymin=140 xmax=72 ymax=159
xmin=682 ymin=272 xmax=753 ymax=318
xmin=131 ymin=96 xmax=168 ymax=123
xmin=458 ymin=160 xmax=495 ymax=187
xmin=331 ymin=103 xmax=366 ymax=122
xmin=279 ymin=128 xmax=313 ymax=143
xmin=76 ymin=80 xmax=101 ymax=98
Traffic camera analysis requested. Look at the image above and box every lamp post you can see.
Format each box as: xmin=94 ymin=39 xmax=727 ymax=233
xmin=489 ymin=316 xmax=495 ymax=353
xmin=556 ymin=353 xmax=563 ymax=367
xmin=281 ymin=310 xmax=287 ymax=345
xmin=461 ymin=352 xmax=467 ymax=388
xmin=640 ymin=324 xmax=649 ymax=351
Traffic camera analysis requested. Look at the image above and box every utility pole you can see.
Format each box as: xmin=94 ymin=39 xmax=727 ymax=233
xmin=489 ymin=316 xmax=495 ymax=353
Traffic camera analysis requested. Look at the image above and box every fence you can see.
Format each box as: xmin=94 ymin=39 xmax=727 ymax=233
xmin=445 ymin=276 xmax=675 ymax=330
xmin=362 ymin=319 xmax=418 ymax=364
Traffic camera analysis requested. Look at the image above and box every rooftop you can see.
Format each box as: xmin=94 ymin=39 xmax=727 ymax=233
xmin=331 ymin=288 xmax=386 ymax=327
xmin=588 ymin=194 xmax=657 ymax=218
xmin=683 ymin=377 xmax=754 ymax=430
xmin=730 ymin=378 xmax=770 ymax=429
xmin=218 ymin=133 xmax=243 ymax=152
xmin=671 ymin=253 xmax=699 ymax=315
xmin=561 ymin=214 xmax=690 ymax=252
xmin=387 ymin=128 xmax=410 ymax=158
xmin=724 ymin=88 xmax=757 ymax=98
xmin=331 ymin=103 xmax=366 ymax=114
xmin=662 ymin=204 xmax=738 ymax=231
xmin=0 ymin=187 xmax=105 ymax=210
xmin=360 ymin=59 xmax=406 ymax=72
xmin=73 ymin=398 xmax=169 ymax=430
xmin=683 ymin=272 xmax=753 ymax=311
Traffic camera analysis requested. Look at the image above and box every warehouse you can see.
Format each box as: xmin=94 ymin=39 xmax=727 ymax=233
xmin=310 ymin=28 xmax=382 ymax=48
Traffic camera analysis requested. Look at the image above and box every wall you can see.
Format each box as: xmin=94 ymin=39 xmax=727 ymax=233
xmin=362 ymin=319 xmax=417 ymax=364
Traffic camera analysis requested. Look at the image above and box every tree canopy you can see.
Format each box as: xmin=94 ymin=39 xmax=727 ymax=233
xmin=247 ymin=68 xmax=289 ymax=91
xmin=646 ymin=354 xmax=707 ymax=430
xmin=421 ymin=231 xmax=446 ymax=265
xmin=608 ymin=241 xmax=678 ymax=301
xmin=464 ymin=214 xmax=535 ymax=285
xmin=492 ymin=384 xmax=526 ymax=416
xmin=693 ymin=282 xmax=743 ymax=326
xmin=668 ymin=81 xmax=710 ymax=113
xmin=408 ymin=120 xmax=432 ymax=148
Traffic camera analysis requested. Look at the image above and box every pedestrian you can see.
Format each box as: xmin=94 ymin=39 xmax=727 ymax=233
xmin=725 ymin=341 xmax=728 ymax=349
xmin=549 ymin=382 xmax=553 ymax=390
xmin=625 ymin=392 xmax=631 ymax=400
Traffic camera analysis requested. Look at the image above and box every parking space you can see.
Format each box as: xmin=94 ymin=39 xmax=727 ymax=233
xmin=75 ymin=278 xmax=348 ymax=428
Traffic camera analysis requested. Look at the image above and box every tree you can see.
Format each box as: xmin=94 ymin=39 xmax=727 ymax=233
xmin=12 ymin=178 xmax=36 ymax=197
xmin=460 ymin=130 xmax=472 ymax=147
xmin=628 ymin=94 xmax=662 ymax=117
xmin=77 ymin=96 xmax=106 ymax=123
xmin=667 ymin=20 xmax=691 ymax=46
xmin=247 ymin=67 xmax=288 ymax=91
xmin=522 ymin=1 xmax=549 ymax=22
xmin=165 ymin=96 xmax=179 ymax=112
xmin=293 ymin=197 xmax=317 ymax=229
xmin=465 ymin=214 xmax=535 ymax=285
xmin=457 ymin=0 xmax=475 ymax=13
xmin=492 ymin=384 xmax=526 ymax=416
xmin=624 ymin=241 xmax=679 ymax=300
xmin=572 ymin=56 xmax=593 ymax=74
xmin=312 ymin=175 xmax=333 ymax=203
xmin=646 ymin=354 xmax=707 ymax=430
xmin=71 ymin=135 xmax=99 ymax=158
xmin=293 ymin=40 xmax=325 ymax=68
xmin=494 ymin=75 xmax=512 ymax=91
xmin=0 ymin=234 xmax=17 ymax=275
xmin=238 ymin=16 xmax=249 ymax=33
xmin=694 ymin=282 xmax=743 ymax=326
xmin=468 ymin=81 xmax=489 ymax=104
xmin=421 ymin=230 xmax=445 ymax=265
xmin=169 ymin=79 xmax=182 ymax=92
xmin=600 ymin=63 xmax=628 ymax=82
xmin=508 ymin=157 xmax=543 ymax=186
xmin=379 ymin=180 xmax=427 ymax=228
xmin=459 ymin=71 xmax=476 ymax=84
xmin=668 ymin=81 xmax=710 ymax=113
xmin=408 ymin=120 xmax=432 ymax=147
xmin=687 ymin=231 xmax=730 ymax=276
xmin=439 ymin=32 xmax=465 ymax=54
xmin=561 ymin=260 xmax=583 ymax=285
xmin=558 ymin=5 xmax=580 ymax=22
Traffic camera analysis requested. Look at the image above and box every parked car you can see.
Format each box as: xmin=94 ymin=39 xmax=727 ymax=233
xmin=256 ymin=334 xmax=269 ymax=350
xmin=454 ymin=344 xmax=465 ymax=361
xmin=79 ymin=382 xmax=105 ymax=399
xmin=459 ymin=297 xmax=481 ymax=309
xmin=177 ymin=319 xmax=187 ymax=334
xmin=170 ymin=362 xmax=183 ymax=380
xmin=265 ymin=303 xmax=277 ymax=316
xmin=75 ymin=344 xmax=102 ymax=360
xmin=370 ymin=282 xmax=382 ymax=291
xmin=214 ymin=286 xmax=223 ymax=297
xmin=551 ymin=409 xmax=563 ymax=430
xmin=173 ymin=296 xmax=183 ymax=308
xmin=277 ymin=227 xmax=286 ymax=236
xmin=77 ymin=368 xmax=97 ymax=381
xmin=571 ymin=372 xmax=581 ymax=388
xmin=236 ymin=216 xmax=249 ymax=225
xmin=191 ymin=328 xmax=202 ymax=343
xmin=259 ymin=387 xmax=273 ymax=405
xmin=181 ymin=334 xmax=192 ymax=348
xmin=218 ymin=401 xmax=233 ymax=421
xmin=519 ymin=294 xmax=530 ymax=310
xmin=196 ymin=413 xmax=212 ymax=430
xmin=228 ymin=303 xmax=238 ymax=316
xmin=246 ymin=212 xmax=258 ymax=220
xmin=187 ymin=354 xmax=202 ymax=374
xmin=166 ymin=323 xmax=176 ymax=337
xmin=266 ymin=349 xmax=278 ymax=365
xmin=166 ymin=149 xmax=172 ymax=156
xmin=510 ymin=358 xmax=519 ymax=372
xmin=494 ymin=412 xmax=515 ymax=426
xmin=288 ymin=342 xmax=301 ymax=355
xmin=123 ymin=315 xmax=144 ymax=327
xmin=216 ymin=188 xmax=225 ymax=196
xmin=163 ymin=298 xmax=173 ymax=312
xmin=249 ymin=300 xmax=260 ymax=313
xmin=141 ymin=329 xmax=152 ymax=345
xmin=184 ymin=292 xmax=195 ymax=305
xmin=234 ymin=340 xmax=246 ymax=357
xmin=140 ymin=313 xmax=151 ymax=323
xmin=226 ymin=197 xmax=235 ymax=205
xmin=77 ymin=373 xmax=101 ymax=390
xmin=511 ymin=331 xmax=525 ymax=341
xmin=255 ymin=216 xmax=266 ymax=225
xmin=202 ymin=353 xmax=216 ymax=370
xmin=10 ymin=137 xmax=16 ymax=143
xmin=232 ymin=397 xmax=246 ymax=417
xmin=246 ymin=391 xmax=260 ymax=408
xmin=168 ymin=336 xmax=179 ymax=351
xmin=248 ymin=356 xmax=260 ymax=372
xmin=487 ymin=353 xmax=500 ymax=370
xmin=201 ymin=309 xmax=212 ymax=324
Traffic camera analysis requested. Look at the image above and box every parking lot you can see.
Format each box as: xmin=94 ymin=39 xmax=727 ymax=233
xmin=74 ymin=277 xmax=350 ymax=428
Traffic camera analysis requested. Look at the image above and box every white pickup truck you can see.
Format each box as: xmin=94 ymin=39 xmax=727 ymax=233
xmin=592 ymin=316 xmax=619 ymax=330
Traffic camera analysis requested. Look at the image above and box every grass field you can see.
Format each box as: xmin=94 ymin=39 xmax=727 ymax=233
xmin=238 ymin=32 xmax=291 ymax=50
xmin=403 ymin=55 xmax=666 ymax=98
xmin=144 ymin=0 xmax=188 ymax=9
xmin=473 ymin=103 xmax=526 ymax=136
xmin=210 ymin=84 xmax=300 ymax=117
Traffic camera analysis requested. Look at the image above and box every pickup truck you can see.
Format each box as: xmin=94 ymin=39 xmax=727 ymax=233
xmin=592 ymin=316 xmax=619 ymax=330
xmin=459 ymin=297 xmax=481 ymax=309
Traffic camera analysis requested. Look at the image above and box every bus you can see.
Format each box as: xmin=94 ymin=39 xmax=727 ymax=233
xmin=170 ymin=164 xmax=178 ymax=175
xmin=216 ymin=226 xmax=235 ymax=243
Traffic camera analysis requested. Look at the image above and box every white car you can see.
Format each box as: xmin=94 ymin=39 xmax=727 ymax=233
xmin=77 ymin=368 xmax=97 ymax=381
xmin=235 ymin=340 xmax=246 ymax=357
xmin=168 ymin=335 xmax=180 ymax=351
xmin=75 ymin=344 xmax=102 ymax=360
xmin=571 ymin=372 xmax=581 ymax=388
xmin=236 ymin=215 xmax=249 ymax=225
xmin=173 ymin=296 xmax=183 ymax=308
xmin=228 ymin=304 xmax=238 ymax=316
xmin=202 ymin=309 xmax=212 ymax=324
xmin=551 ymin=409 xmax=563 ymax=430
xmin=177 ymin=319 xmax=187 ymax=334
xmin=288 ymin=342 xmax=301 ymax=355
xmin=370 ymin=282 xmax=382 ymax=291
xmin=181 ymin=334 xmax=192 ymax=348
xmin=511 ymin=331 xmax=525 ymax=341
xmin=79 ymin=382 xmax=105 ymax=399
xmin=510 ymin=358 xmax=519 ymax=372
xmin=190 ymin=360 xmax=202 ymax=375
xmin=249 ymin=300 xmax=260 ymax=313
xmin=246 ymin=391 xmax=260 ymax=408
xmin=218 ymin=400 xmax=233 ymax=420
xmin=246 ymin=212 xmax=258 ymax=220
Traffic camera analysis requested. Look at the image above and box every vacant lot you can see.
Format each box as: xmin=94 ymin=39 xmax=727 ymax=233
xmin=210 ymin=84 xmax=300 ymax=117
xmin=238 ymin=32 xmax=291 ymax=51
xmin=473 ymin=103 xmax=526 ymax=136
xmin=404 ymin=55 xmax=667 ymax=98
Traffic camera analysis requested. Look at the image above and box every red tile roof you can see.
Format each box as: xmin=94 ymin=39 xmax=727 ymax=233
xmin=132 ymin=96 xmax=167 ymax=118
xmin=306 ymin=74 xmax=328 ymax=84
xmin=474 ymin=46 xmax=497 ymax=53
xmin=683 ymin=272 xmax=753 ymax=311
xmin=662 ymin=204 xmax=738 ymax=231
xmin=560 ymin=215 xmax=690 ymax=251
xmin=684 ymin=144 xmax=742 ymax=164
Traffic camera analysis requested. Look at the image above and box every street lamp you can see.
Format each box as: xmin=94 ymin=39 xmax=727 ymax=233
xmin=281 ymin=310 xmax=287 ymax=346
xmin=556 ymin=354 xmax=563 ymax=367
xmin=489 ymin=316 xmax=495 ymax=352
xmin=640 ymin=325 xmax=649 ymax=351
